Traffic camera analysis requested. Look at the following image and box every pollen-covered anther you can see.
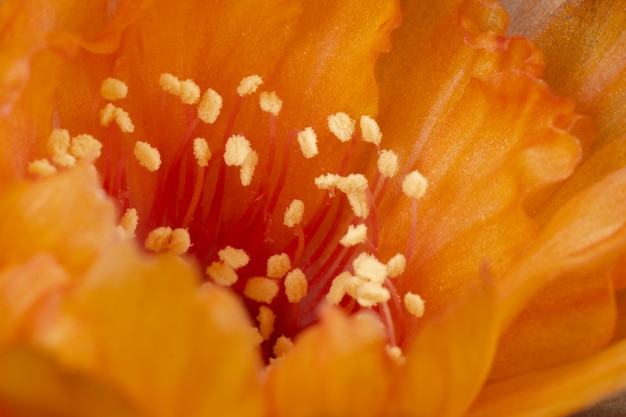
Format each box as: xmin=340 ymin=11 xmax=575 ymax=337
xmin=27 ymin=159 xmax=57 ymax=177
xmin=257 ymin=306 xmax=276 ymax=341
xmin=134 ymin=141 xmax=162 ymax=172
xmin=377 ymin=150 xmax=399 ymax=178
xmin=339 ymin=224 xmax=368 ymax=247
xmin=159 ymin=73 xmax=182 ymax=95
xmin=70 ymin=134 xmax=102 ymax=162
xmin=385 ymin=345 xmax=406 ymax=364
xmin=206 ymin=262 xmax=238 ymax=286
xmin=243 ymin=277 xmax=280 ymax=304
xmin=100 ymin=77 xmax=128 ymax=101
xmin=117 ymin=208 xmax=138 ymax=238
xmin=273 ymin=336 xmax=294 ymax=358
xmin=327 ymin=112 xmax=355 ymax=142
xmin=197 ymin=88 xmax=223 ymax=124
xmin=284 ymin=268 xmax=307 ymax=303
xmin=360 ymin=115 xmax=382 ymax=145
xmin=237 ymin=75 xmax=263 ymax=96
xmin=356 ymin=282 xmax=390 ymax=308
xmin=168 ymin=228 xmax=191 ymax=255
xmin=240 ymin=150 xmax=258 ymax=186
xmin=267 ymin=253 xmax=291 ymax=279
xmin=224 ymin=135 xmax=252 ymax=167
xmin=259 ymin=91 xmax=282 ymax=116
xmin=218 ymin=246 xmax=250 ymax=270
xmin=99 ymin=103 xmax=134 ymax=132
xmin=315 ymin=173 xmax=370 ymax=218
xmin=284 ymin=199 xmax=304 ymax=228
xmin=47 ymin=129 xmax=75 ymax=167
xmin=353 ymin=253 xmax=388 ymax=284
xmin=404 ymin=292 xmax=425 ymax=318
xmin=297 ymin=127 xmax=318 ymax=159
xmin=326 ymin=272 xmax=352 ymax=305
xmin=144 ymin=226 xmax=173 ymax=253
xmin=179 ymin=79 xmax=201 ymax=104
xmin=386 ymin=254 xmax=406 ymax=278
xmin=402 ymin=170 xmax=428 ymax=199
xmin=99 ymin=103 xmax=116 ymax=127
xmin=193 ymin=138 xmax=211 ymax=167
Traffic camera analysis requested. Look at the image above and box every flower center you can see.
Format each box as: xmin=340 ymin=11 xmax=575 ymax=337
xmin=28 ymin=73 xmax=429 ymax=362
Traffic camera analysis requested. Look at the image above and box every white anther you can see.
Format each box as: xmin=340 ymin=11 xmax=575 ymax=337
xmin=297 ymin=127 xmax=318 ymax=159
xmin=100 ymin=77 xmax=128 ymax=101
xmin=206 ymin=262 xmax=238 ymax=286
xmin=386 ymin=254 xmax=406 ymax=278
xmin=224 ymin=135 xmax=252 ymax=167
xmin=27 ymin=159 xmax=57 ymax=177
xmin=284 ymin=268 xmax=307 ymax=303
xmin=360 ymin=115 xmax=382 ymax=145
xmin=339 ymin=224 xmax=368 ymax=247
xmin=70 ymin=134 xmax=102 ymax=162
xmin=218 ymin=246 xmax=250 ymax=270
xmin=237 ymin=75 xmax=263 ymax=96
xmin=133 ymin=141 xmax=161 ymax=172
xmin=404 ymin=292 xmax=425 ymax=317
xmin=243 ymin=277 xmax=279 ymax=304
xmin=327 ymin=112 xmax=355 ymax=142
xmin=402 ymin=170 xmax=428 ymax=199
xmin=197 ymin=88 xmax=223 ymax=124
xmin=193 ymin=138 xmax=211 ymax=167
xmin=267 ymin=253 xmax=291 ymax=279
xmin=240 ymin=150 xmax=258 ymax=186
xmin=259 ymin=91 xmax=282 ymax=116
xmin=284 ymin=199 xmax=304 ymax=228
xmin=377 ymin=150 xmax=399 ymax=178
xmin=353 ymin=253 xmax=387 ymax=284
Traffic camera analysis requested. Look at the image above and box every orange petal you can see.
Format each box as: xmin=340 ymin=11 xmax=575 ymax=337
xmin=387 ymin=279 xmax=497 ymax=417
xmin=267 ymin=306 xmax=391 ymax=417
xmin=467 ymin=338 xmax=626 ymax=417
xmin=0 ymin=166 xmax=117 ymax=276
xmin=0 ymin=346 xmax=139 ymax=417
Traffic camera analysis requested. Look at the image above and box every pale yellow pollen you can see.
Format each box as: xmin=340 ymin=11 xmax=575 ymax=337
xmin=99 ymin=103 xmax=116 ymax=127
xmin=257 ymin=306 xmax=276 ymax=341
xmin=326 ymin=271 xmax=352 ymax=305
xmin=327 ymin=112 xmax=355 ymax=142
xmin=118 ymin=208 xmax=138 ymax=238
xmin=133 ymin=141 xmax=162 ymax=172
xmin=273 ymin=335 xmax=294 ymax=358
xmin=224 ymin=135 xmax=252 ymax=167
xmin=70 ymin=134 xmax=102 ymax=162
xmin=113 ymin=107 xmax=135 ymax=133
xmin=296 ymin=127 xmax=318 ymax=159
xmin=404 ymin=292 xmax=425 ymax=317
xmin=283 ymin=199 xmax=304 ymax=228
xmin=100 ymin=77 xmax=128 ymax=101
xmin=284 ymin=268 xmax=307 ymax=303
xmin=259 ymin=91 xmax=283 ymax=116
xmin=179 ymin=79 xmax=201 ymax=105
xmin=314 ymin=173 xmax=341 ymax=190
xmin=218 ymin=246 xmax=250 ymax=270
xmin=169 ymin=228 xmax=191 ymax=255
xmin=144 ymin=226 xmax=172 ymax=253
xmin=197 ymin=88 xmax=223 ymax=124
xmin=315 ymin=173 xmax=370 ymax=218
xmin=386 ymin=254 xmax=406 ymax=278
xmin=192 ymin=138 xmax=211 ymax=167
xmin=240 ymin=150 xmax=258 ymax=187
xmin=337 ymin=174 xmax=369 ymax=194
xmin=237 ymin=74 xmax=263 ymax=96
xmin=47 ymin=129 xmax=75 ymax=167
xmin=353 ymin=253 xmax=387 ymax=284
xmin=339 ymin=224 xmax=368 ymax=247
xmin=267 ymin=253 xmax=291 ymax=279
xmin=159 ymin=73 xmax=182 ymax=95
xmin=402 ymin=170 xmax=428 ymax=199
xmin=356 ymin=282 xmax=390 ymax=307
xmin=385 ymin=345 xmax=406 ymax=364
xmin=345 ymin=190 xmax=369 ymax=219
xmin=360 ymin=115 xmax=382 ymax=145
xmin=243 ymin=277 xmax=280 ymax=304
xmin=377 ymin=150 xmax=399 ymax=178
xmin=206 ymin=262 xmax=238 ymax=286
xmin=27 ymin=159 xmax=57 ymax=177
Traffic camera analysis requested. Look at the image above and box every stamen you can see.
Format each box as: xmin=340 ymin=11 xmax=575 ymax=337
xmin=385 ymin=345 xmax=405 ymax=364
xmin=70 ymin=134 xmax=102 ymax=162
xmin=169 ymin=228 xmax=191 ymax=255
xmin=145 ymin=226 xmax=172 ymax=253
xmin=197 ymin=88 xmax=223 ymax=124
xmin=118 ymin=208 xmax=138 ymax=238
xmin=259 ymin=91 xmax=283 ymax=116
xmin=353 ymin=253 xmax=387 ymax=284
xmin=100 ymin=77 xmax=128 ymax=101
xmin=339 ymin=224 xmax=367 ymax=247
xmin=179 ymin=79 xmax=201 ymax=105
xmin=326 ymin=271 xmax=352 ymax=305
xmin=192 ymin=138 xmax=211 ymax=167
xmin=218 ymin=246 xmax=250 ymax=269
xmin=267 ymin=253 xmax=291 ymax=279
xmin=283 ymin=199 xmax=304 ymax=228
xmin=240 ymin=150 xmax=258 ymax=186
xmin=113 ymin=107 xmax=135 ymax=133
xmin=237 ymin=75 xmax=263 ymax=96
xmin=377 ymin=150 xmax=399 ymax=178
xmin=296 ymin=127 xmax=318 ymax=159
xmin=47 ymin=129 xmax=75 ymax=167
xmin=133 ymin=141 xmax=162 ymax=172
xmin=386 ymin=254 xmax=406 ymax=278
xmin=360 ymin=115 xmax=382 ymax=145
xmin=356 ymin=282 xmax=390 ymax=307
xmin=243 ymin=277 xmax=280 ymax=304
xmin=206 ymin=262 xmax=238 ymax=286
xmin=284 ymin=268 xmax=307 ymax=303
xmin=314 ymin=173 xmax=370 ymax=218
xmin=404 ymin=292 xmax=425 ymax=318
xmin=99 ymin=103 xmax=116 ymax=127
xmin=257 ymin=306 xmax=276 ymax=341
xmin=159 ymin=73 xmax=181 ymax=95
xmin=224 ymin=135 xmax=252 ymax=167
xmin=327 ymin=112 xmax=355 ymax=142
xmin=273 ymin=335 xmax=294 ymax=358
xmin=402 ymin=170 xmax=428 ymax=199
xmin=27 ymin=159 xmax=56 ymax=177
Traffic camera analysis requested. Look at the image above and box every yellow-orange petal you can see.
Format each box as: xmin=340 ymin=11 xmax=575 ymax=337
xmin=387 ymin=280 xmax=497 ymax=417
xmin=467 ymin=338 xmax=626 ymax=417
xmin=267 ymin=307 xmax=391 ymax=417
xmin=0 ymin=166 xmax=117 ymax=275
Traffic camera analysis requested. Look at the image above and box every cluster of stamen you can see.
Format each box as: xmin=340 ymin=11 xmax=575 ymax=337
xmin=28 ymin=70 xmax=431 ymax=361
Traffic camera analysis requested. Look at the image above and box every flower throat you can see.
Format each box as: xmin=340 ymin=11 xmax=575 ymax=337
xmin=28 ymin=73 xmax=428 ymax=362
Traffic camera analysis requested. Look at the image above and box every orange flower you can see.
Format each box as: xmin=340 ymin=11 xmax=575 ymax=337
xmin=0 ymin=0 xmax=624 ymax=416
